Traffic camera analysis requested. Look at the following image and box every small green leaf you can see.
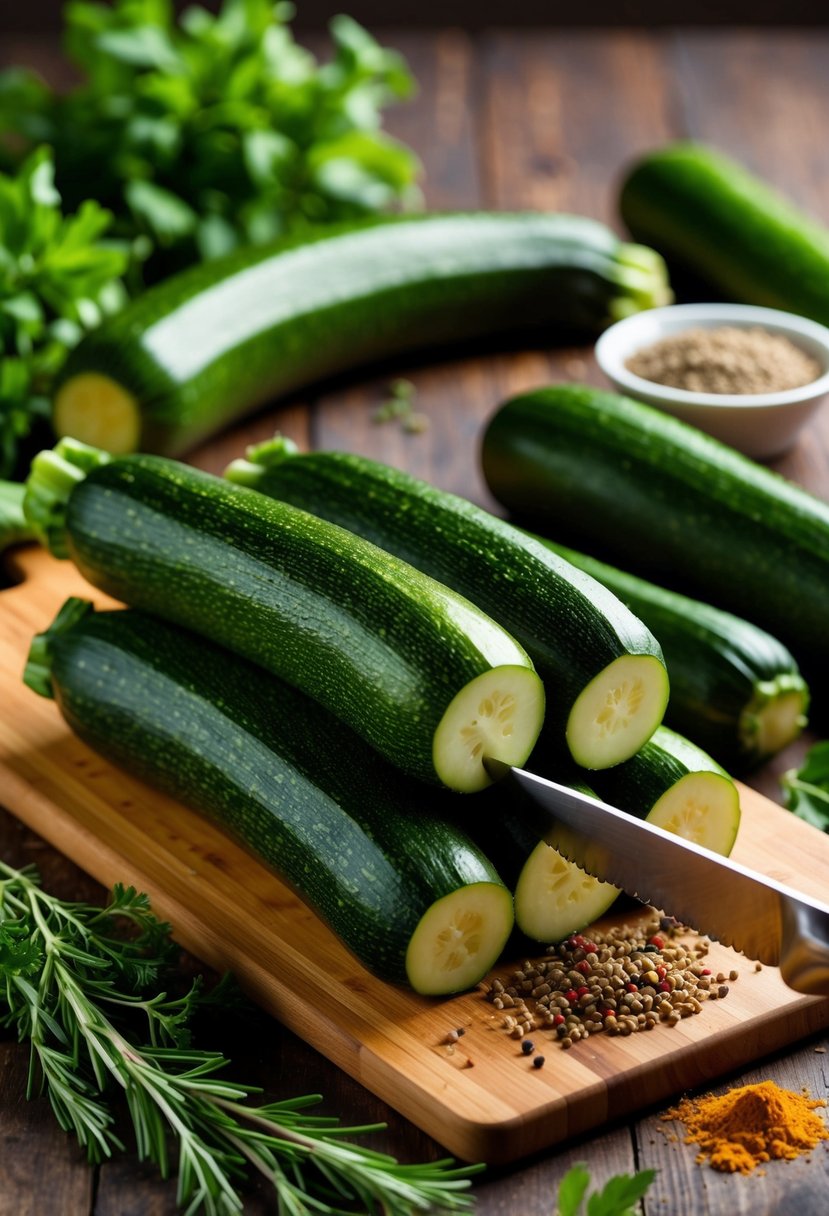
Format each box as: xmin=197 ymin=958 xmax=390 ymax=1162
xmin=557 ymin=1163 xmax=591 ymax=1216
xmin=125 ymin=179 xmax=198 ymax=242
xmin=586 ymin=1168 xmax=656 ymax=1216
xmin=782 ymin=740 xmax=829 ymax=831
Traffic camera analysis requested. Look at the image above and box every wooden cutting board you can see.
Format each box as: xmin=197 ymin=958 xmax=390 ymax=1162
xmin=2 ymin=545 xmax=828 ymax=1165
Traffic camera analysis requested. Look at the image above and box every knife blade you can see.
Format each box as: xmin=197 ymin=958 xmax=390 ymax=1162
xmin=497 ymin=765 xmax=829 ymax=997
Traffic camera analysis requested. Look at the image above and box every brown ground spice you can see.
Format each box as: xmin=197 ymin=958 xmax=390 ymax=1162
xmin=625 ymin=325 xmax=821 ymax=394
xmin=662 ymin=1079 xmax=829 ymax=1174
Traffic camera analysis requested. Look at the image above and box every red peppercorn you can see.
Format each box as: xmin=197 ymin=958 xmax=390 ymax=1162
xmin=701 ymin=968 xmax=712 ymax=976
xmin=565 ymin=989 xmax=579 ymax=1004
xmin=626 ymin=982 xmax=638 ymax=993
xmin=583 ymin=942 xmax=598 ymax=954
xmin=553 ymin=1013 xmax=565 ymax=1026
xmin=656 ymin=966 xmax=667 ymax=980
xmin=649 ymin=935 xmax=664 ymax=950
xmin=575 ymin=960 xmax=591 ymax=975
xmin=658 ymin=980 xmax=671 ymax=993
xmin=576 ymin=985 xmax=589 ymax=998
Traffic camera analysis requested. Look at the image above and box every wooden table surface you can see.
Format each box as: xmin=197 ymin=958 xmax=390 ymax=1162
xmin=2 ymin=24 xmax=829 ymax=1216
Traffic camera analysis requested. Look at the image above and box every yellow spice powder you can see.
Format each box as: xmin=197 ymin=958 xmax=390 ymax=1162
xmin=663 ymin=1079 xmax=829 ymax=1174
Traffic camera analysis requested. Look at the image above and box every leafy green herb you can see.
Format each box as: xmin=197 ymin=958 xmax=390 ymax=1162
xmin=0 ymin=479 xmax=36 ymax=552
xmin=0 ymin=859 xmax=479 ymax=1215
xmin=0 ymin=149 xmax=129 ymax=478
xmin=555 ymin=1162 xmax=656 ymax=1216
xmin=0 ymin=0 xmax=421 ymax=286
xmin=781 ymin=741 xmax=829 ymax=831
xmin=372 ymin=379 xmax=429 ymax=433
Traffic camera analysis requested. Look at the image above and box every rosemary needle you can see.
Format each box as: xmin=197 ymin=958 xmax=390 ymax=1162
xmin=0 ymin=860 xmax=480 ymax=1214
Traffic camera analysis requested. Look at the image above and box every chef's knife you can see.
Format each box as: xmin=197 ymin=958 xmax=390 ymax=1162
xmin=495 ymin=764 xmax=829 ymax=997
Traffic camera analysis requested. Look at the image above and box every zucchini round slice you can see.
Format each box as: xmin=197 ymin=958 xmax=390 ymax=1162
xmin=25 ymin=600 xmax=514 ymax=993
xmin=24 ymin=440 xmax=544 ymax=792
xmin=227 ymin=444 xmax=668 ymax=770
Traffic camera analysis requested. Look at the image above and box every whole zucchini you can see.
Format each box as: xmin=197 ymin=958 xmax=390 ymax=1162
xmin=25 ymin=600 xmax=514 ymax=993
xmin=482 ymin=384 xmax=829 ymax=684
xmin=227 ymin=442 xmax=669 ymax=770
xmin=52 ymin=213 xmax=670 ymax=457
xmin=531 ymin=533 xmax=809 ymax=769
xmin=620 ymin=142 xmax=829 ymax=325
xmin=24 ymin=439 xmax=545 ymax=792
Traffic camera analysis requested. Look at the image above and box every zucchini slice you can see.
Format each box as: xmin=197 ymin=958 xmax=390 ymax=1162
xmin=470 ymin=730 xmax=740 ymax=945
xmin=482 ymin=383 xmax=829 ymax=688
xmin=531 ymin=533 xmax=809 ymax=770
xmin=25 ymin=600 xmax=514 ymax=993
xmin=53 ymin=212 xmax=671 ymax=457
xmin=227 ymin=443 xmax=668 ymax=770
xmin=24 ymin=439 xmax=544 ymax=792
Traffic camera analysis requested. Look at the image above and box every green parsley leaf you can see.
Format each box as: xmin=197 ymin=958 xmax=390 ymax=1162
xmin=556 ymin=1163 xmax=656 ymax=1216
xmin=0 ymin=149 xmax=129 ymax=478
xmin=0 ymin=0 xmax=421 ymax=286
xmin=782 ymin=740 xmax=829 ymax=831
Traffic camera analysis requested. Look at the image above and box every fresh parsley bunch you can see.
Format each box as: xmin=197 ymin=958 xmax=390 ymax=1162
xmin=0 ymin=149 xmax=128 ymax=478
xmin=0 ymin=0 xmax=421 ymax=285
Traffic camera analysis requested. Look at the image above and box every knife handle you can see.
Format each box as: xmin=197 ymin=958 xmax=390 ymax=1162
xmin=780 ymin=896 xmax=829 ymax=996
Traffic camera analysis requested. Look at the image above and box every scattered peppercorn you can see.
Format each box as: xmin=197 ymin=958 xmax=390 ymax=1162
xmin=483 ymin=912 xmax=732 ymax=1051
xmin=533 ymin=1055 xmax=545 ymax=1069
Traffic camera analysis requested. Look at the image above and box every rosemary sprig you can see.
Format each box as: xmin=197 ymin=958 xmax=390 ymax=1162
xmin=0 ymin=860 xmax=480 ymax=1214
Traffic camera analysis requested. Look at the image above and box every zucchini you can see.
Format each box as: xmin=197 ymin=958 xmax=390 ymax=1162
xmin=470 ymin=782 xmax=621 ymax=945
xmin=530 ymin=533 xmax=809 ymax=770
xmin=482 ymin=384 xmax=829 ymax=685
xmin=620 ymin=142 xmax=829 ymax=325
xmin=476 ymin=723 xmax=741 ymax=945
xmin=52 ymin=213 xmax=670 ymax=457
xmin=24 ymin=439 xmax=545 ymax=792
xmin=25 ymin=600 xmax=513 ymax=993
xmin=579 ymin=726 xmax=741 ymax=860
xmin=227 ymin=442 xmax=668 ymax=770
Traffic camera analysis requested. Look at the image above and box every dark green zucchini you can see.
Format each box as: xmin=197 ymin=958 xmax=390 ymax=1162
xmin=575 ymin=726 xmax=741 ymax=860
xmin=620 ymin=142 xmax=829 ymax=325
xmin=52 ymin=212 xmax=670 ymax=457
xmin=226 ymin=442 xmax=668 ymax=770
xmin=25 ymin=600 xmax=513 ymax=993
xmin=530 ymin=533 xmax=809 ymax=769
xmin=482 ymin=383 xmax=829 ymax=685
xmin=24 ymin=439 xmax=545 ymax=792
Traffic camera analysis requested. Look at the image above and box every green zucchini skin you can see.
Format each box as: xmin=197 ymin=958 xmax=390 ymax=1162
xmin=531 ymin=533 xmax=809 ymax=770
xmin=44 ymin=451 xmax=542 ymax=789
xmin=620 ymin=142 xmax=829 ymax=324
xmin=27 ymin=602 xmax=512 ymax=990
xmin=54 ymin=212 xmax=670 ymax=455
xmin=482 ymin=384 xmax=829 ymax=686
xmin=228 ymin=446 xmax=668 ymax=767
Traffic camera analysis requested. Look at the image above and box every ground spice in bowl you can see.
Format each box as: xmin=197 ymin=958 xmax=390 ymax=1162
xmin=662 ymin=1079 xmax=829 ymax=1174
xmin=625 ymin=326 xmax=821 ymax=395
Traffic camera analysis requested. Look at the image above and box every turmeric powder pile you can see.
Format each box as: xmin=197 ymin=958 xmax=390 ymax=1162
xmin=663 ymin=1079 xmax=829 ymax=1174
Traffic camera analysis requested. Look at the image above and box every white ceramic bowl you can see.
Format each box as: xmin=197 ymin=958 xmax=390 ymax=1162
xmin=594 ymin=303 xmax=829 ymax=459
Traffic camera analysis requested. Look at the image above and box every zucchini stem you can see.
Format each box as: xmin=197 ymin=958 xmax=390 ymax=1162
xmin=23 ymin=438 xmax=111 ymax=558
xmin=224 ymin=435 xmax=299 ymax=489
xmin=24 ymin=596 xmax=95 ymax=698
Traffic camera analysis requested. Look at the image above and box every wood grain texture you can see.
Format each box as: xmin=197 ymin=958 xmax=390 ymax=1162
xmin=1 ymin=546 xmax=828 ymax=1167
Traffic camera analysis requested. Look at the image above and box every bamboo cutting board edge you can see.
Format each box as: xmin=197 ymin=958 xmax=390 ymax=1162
xmin=2 ymin=547 xmax=829 ymax=1166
